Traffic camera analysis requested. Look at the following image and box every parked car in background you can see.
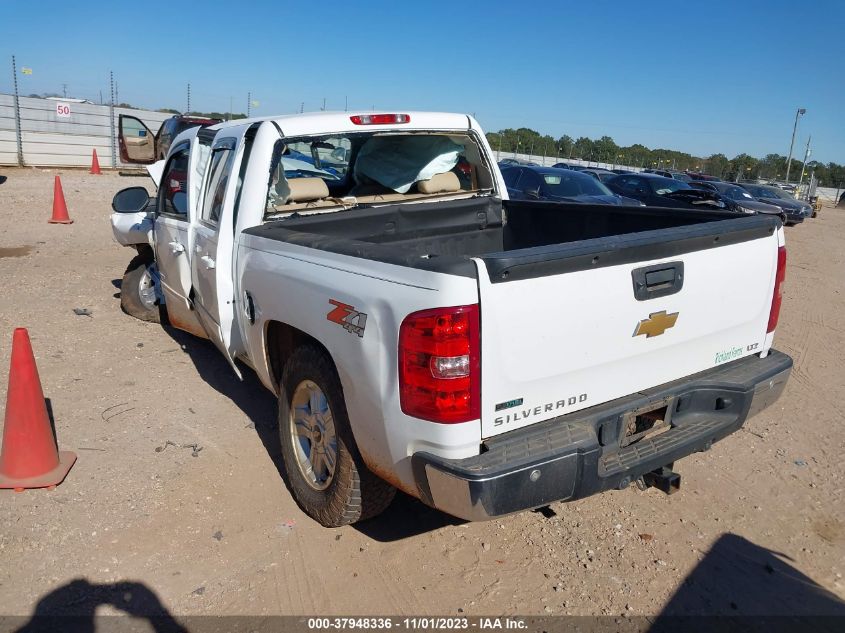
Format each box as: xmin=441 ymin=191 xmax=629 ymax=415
xmin=686 ymin=172 xmax=721 ymax=182
xmin=605 ymin=173 xmax=725 ymax=209
xmin=552 ymin=162 xmax=587 ymax=171
xmin=502 ymin=166 xmax=643 ymax=206
xmin=118 ymin=114 xmax=222 ymax=164
xmin=689 ymin=181 xmax=787 ymax=222
xmin=499 ymin=158 xmax=539 ymax=167
xmin=611 ymin=168 xmax=633 ymax=174
xmin=644 ymin=169 xmax=693 ymax=182
xmin=768 ymin=182 xmax=797 ymax=193
xmin=580 ymin=168 xmax=617 ymax=183
xmin=737 ymin=183 xmax=812 ymax=225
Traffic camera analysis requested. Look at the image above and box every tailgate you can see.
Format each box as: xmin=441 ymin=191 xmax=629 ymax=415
xmin=474 ymin=217 xmax=781 ymax=439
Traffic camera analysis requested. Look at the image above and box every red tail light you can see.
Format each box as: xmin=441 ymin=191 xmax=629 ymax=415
xmin=399 ymin=305 xmax=480 ymax=423
xmin=350 ymin=113 xmax=410 ymax=125
xmin=767 ymin=246 xmax=787 ymax=333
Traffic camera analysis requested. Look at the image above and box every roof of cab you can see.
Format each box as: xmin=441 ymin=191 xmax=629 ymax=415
xmin=210 ymin=111 xmax=475 ymax=136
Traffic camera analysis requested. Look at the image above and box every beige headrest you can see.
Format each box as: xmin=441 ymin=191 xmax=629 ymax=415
xmin=417 ymin=171 xmax=461 ymax=194
xmin=287 ymin=177 xmax=329 ymax=203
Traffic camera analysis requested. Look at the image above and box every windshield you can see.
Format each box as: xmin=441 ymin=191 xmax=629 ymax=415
xmin=747 ymin=185 xmax=792 ymax=200
xmin=719 ymin=185 xmax=755 ymax=200
xmin=542 ymin=172 xmax=613 ymax=197
xmin=766 ymin=187 xmax=796 ymax=200
xmin=652 ymin=178 xmax=690 ymax=195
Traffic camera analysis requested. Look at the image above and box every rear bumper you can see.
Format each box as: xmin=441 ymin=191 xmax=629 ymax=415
xmin=412 ymin=350 xmax=792 ymax=521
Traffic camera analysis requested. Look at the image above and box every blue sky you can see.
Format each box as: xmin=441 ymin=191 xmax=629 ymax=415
xmin=2 ymin=0 xmax=843 ymax=163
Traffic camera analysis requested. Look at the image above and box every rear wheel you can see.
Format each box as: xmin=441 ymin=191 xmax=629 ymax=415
xmin=277 ymin=346 xmax=395 ymax=527
xmin=120 ymin=253 xmax=160 ymax=323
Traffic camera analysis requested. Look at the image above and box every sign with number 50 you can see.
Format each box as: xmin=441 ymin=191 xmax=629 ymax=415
xmin=55 ymin=103 xmax=71 ymax=118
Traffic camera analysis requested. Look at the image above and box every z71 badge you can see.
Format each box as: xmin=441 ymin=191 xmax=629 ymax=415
xmin=327 ymin=300 xmax=367 ymax=338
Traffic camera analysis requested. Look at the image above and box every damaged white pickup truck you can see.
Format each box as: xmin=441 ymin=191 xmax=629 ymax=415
xmin=110 ymin=111 xmax=792 ymax=527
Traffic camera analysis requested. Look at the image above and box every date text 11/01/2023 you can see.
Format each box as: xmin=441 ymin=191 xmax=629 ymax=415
xmin=307 ymin=617 xmax=528 ymax=630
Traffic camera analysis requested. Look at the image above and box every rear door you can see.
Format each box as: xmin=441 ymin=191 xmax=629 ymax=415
xmin=474 ymin=215 xmax=781 ymax=439
xmin=190 ymin=130 xmax=248 ymax=375
xmin=119 ymin=114 xmax=157 ymax=164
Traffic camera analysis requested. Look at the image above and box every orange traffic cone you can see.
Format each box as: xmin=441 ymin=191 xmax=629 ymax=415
xmin=0 ymin=329 xmax=76 ymax=490
xmin=90 ymin=149 xmax=102 ymax=175
xmin=48 ymin=175 xmax=73 ymax=224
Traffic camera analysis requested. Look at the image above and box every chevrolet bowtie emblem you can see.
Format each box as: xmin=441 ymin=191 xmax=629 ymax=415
xmin=634 ymin=310 xmax=679 ymax=338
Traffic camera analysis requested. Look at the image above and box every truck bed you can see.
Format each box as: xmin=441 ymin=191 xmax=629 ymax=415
xmin=243 ymin=196 xmax=778 ymax=281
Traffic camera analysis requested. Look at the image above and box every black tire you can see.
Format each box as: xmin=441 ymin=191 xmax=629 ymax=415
xmin=120 ymin=253 xmax=160 ymax=323
xmin=277 ymin=345 xmax=395 ymax=527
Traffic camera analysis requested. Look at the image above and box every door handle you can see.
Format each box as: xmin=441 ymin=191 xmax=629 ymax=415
xmin=168 ymin=241 xmax=185 ymax=254
xmin=632 ymin=262 xmax=684 ymax=301
xmin=200 ymin=255 xmax=216 ymax=270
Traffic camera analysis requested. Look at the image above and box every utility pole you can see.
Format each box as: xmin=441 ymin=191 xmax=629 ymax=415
xmin=115 ymin=81 xmax=118 ymax=105
xmin=247 ymin=92 xmax=251 ymax=117
xmin=62 ymin=83 xmax=67 ymax=98
xmin=344 ymin=95 xmax=348 ymax=112
xmin=321 ymin=97 xmax=326 ymax=111
xmin=187 ymin=83 xmax=191 ymax=114
xmin=228 ymin=96 xmax=232 ymax=121
xmin=300 ymin=102 xmax=304 ymax=114
xmin=784 ymin=107 xmax=806 ymax=183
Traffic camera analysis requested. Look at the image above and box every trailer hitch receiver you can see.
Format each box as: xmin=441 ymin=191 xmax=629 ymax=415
xmin=640 ymin=466 xmax=681 ymax=495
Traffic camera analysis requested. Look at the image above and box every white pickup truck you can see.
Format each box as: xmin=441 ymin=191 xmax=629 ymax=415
xmin=111 ymin=111 xmax=792 ymax=527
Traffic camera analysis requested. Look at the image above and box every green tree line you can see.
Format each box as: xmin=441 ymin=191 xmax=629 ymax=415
xmin=486 ymin=127 xmax=845 ymax=186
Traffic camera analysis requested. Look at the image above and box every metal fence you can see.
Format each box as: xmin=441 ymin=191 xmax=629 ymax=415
xmin=0 ymin=92 xmax=171 ymax=168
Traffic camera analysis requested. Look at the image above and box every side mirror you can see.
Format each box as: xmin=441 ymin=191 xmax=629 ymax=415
xmin=112 ymin=187 xmax=151 ymax=213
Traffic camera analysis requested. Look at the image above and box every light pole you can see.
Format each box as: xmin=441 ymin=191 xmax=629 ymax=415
xmin=784 ymin=107 xmax=806 ymax=184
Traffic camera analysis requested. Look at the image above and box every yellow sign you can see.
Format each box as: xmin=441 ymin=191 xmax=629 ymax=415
xmin=633 ymin=311 xmax=679 ymax=338
xmin=21 ymin=67 xmax=32 ymax=75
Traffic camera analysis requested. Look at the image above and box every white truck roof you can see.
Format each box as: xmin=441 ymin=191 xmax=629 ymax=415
xmin=211 ymin=111 xmax=475 ymax=136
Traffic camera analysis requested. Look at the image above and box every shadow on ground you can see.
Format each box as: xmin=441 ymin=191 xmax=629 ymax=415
xmin=0 ymin=175 xmax=7 ymax=185
xmin=13 ymin=579 xmax=186 ymax=633
xmin=649 ymin=533 xmax=845 ymax=632
xmin=160 ymin=325 xmax=458 ymax=541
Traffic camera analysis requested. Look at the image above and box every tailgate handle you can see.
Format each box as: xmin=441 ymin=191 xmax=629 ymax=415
xmin=632 ymin=261 xmax=684 ymax=301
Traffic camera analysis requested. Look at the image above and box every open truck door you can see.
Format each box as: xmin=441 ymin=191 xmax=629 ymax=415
xmin=151 ymin=135 xmax=207 ymax=339
xmin=189 ymin=126 xmax=257 ymax=378
xmin=119 ymin=114 xmax=157 ymax=164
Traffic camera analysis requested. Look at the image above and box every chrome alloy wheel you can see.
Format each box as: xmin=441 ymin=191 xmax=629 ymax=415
xmin=138 ymin=263 xmax=157 ymax=310
xmin=289 ymin=380 xmax=337 ymax=491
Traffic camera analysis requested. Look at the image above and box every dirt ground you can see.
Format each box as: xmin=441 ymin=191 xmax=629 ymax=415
xmin=0 ymin=167 xmax=843 ymax=622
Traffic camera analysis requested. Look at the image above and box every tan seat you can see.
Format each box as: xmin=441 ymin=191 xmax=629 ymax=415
xmin=287 ymin=177 xmax=330 ymax=203
xmin=417 ymin=171 xmax=461 ymax=194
